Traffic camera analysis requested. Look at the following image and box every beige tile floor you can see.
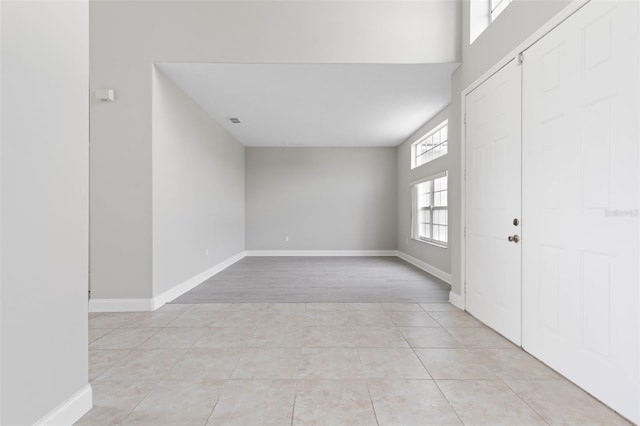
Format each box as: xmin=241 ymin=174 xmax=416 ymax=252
xmin=77 ymin=303 xmax=630 ymax=426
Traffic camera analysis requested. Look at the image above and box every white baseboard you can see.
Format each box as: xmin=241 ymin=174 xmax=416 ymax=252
xmin=396 ymin=251 xmax=452 ymax=284
xmin=33 ymin=384 xmax=92 ymax=426
xmin=89 ymin=298 xmax=154 ymax=313
xmin=245 ymin=250 xmax=397 ymax=257
xmin=151 ymin=251 xmax=246 ymax=310
xmin=449 ymin=290 xmax=465 ymax=310
xmin=89 ymin=252 xmax=246 ymax=312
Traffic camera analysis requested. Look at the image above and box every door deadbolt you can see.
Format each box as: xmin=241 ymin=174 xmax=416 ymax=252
xmin=513 ymin=218 xmax=519 ymax=226
xmin=508 ymin=235 xmax=520 ymax=243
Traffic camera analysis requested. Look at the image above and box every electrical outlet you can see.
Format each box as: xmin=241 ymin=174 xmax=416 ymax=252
xmin=205 ymin=248 xmax=209 ymax=256
xmin=285 ymin=235 xmax=289 ymax=242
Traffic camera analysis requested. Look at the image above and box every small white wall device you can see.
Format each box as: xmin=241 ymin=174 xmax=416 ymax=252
xmin=95 ymin=89 xmax=115 ymax=102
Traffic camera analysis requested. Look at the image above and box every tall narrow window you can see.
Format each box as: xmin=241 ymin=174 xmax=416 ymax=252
xmin=411 ymin=120 xmax=448 ymax=169
xmin=412 ymin=172 xmax=448 ymax=246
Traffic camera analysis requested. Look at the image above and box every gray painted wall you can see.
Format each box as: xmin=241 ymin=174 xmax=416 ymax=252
xmin=446 ymin=0 xmax=573 ymax=296
xmin=246 ymin=148 xmax=397 ymax=251
xmin=397 ymin=107 xmax=451 ymax=274
xmin=89 ymin=0 xmax=460 ymax=300
xmin=1 ymin=1 xmax=90 ymax=423
xmin=460 ymin=0 xmax=573 ymax=89
xmin=152 ymin=68 xmax=245 ymax=297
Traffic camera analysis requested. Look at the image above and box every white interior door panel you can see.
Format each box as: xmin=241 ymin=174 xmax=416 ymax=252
xmin=522 ymin=1 xmax=639 ymax=421
xmin=465 ymin=60 xmax=522 ymax=345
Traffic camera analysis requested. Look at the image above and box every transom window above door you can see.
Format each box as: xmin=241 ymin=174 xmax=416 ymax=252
xmin=411 ymin=120 xmax=448 ymax=169
xmin=470 ymin=0 xmax=513 ymax=43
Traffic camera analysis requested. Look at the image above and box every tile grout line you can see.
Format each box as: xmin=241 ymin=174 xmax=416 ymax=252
xmin=399 ymin=319 xmax=467 ymax=426
xmin=203 ymin=382 xmax=226 ymax=426
xmin=119 ymin=379 xmax=164 ymax=424
xmin=363 ymin=378 xmax=381 ymax=426
xmin=161 ymin=305 xmax=232 ymax=424
xmin=290 ymin=346 xmax=303 ymax=426
xmin=88 ymin=348 xmax=132 ymax=382
xmin=352 ymin=341 xmax=379 ymax=426
xmin=406 ymin=316 xmax=552 ymax=426
xmin=86 ymin=303 xmax=628 ymax=425
xmin=89 ymin=325 xmax=165 ymax=380
xmin=501 ymin=379 xmax=552 ymax=426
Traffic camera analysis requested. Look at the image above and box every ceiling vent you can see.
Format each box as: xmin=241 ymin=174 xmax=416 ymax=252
xmin=229 ymin=117 xmax=241 ymax=124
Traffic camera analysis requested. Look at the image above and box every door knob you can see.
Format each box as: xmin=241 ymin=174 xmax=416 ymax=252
xmin=508 ymin=235 xmax=520 ymax=243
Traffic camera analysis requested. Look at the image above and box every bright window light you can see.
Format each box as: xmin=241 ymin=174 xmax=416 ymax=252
xmin=411 ymin=120 xmax=448 ymax=169
xmin=411 ymin=173 xmax=448 ymax=246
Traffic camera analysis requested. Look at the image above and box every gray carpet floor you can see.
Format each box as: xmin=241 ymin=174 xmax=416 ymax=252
xmin=171 ymin=256 xmax=450 ymax=304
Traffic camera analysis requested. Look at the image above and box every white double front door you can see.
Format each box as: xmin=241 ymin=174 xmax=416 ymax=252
xmin=465 ymin=1 xmax=639 ymax=422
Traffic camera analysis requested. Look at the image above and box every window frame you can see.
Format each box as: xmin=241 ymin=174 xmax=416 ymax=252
xmin=490 ymin=0 xmax=511 ymax=22
xmin=411 ymin=120 xmax=448 ymax=170
xmin=411 ymin=171 xmax=448 ymax=248
xmin=470 ymin=0 xmax=512 ymax=43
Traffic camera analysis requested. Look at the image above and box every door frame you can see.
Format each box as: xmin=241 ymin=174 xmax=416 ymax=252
xmin=458 ymin=0 xmax=590 ymax=311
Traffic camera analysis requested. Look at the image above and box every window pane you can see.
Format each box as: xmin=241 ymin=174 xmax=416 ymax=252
xmin=434 ymin=145 xmax=441 ymax=159
xmin=412 ymin=175 xmax=447 ymax=246
xmin=422 ymin=181 xmax=432 ymax=194
xmin=418 ymin=208 xmax=429 ymax=224
xmin=420 ymin=223 xmax=430 ymax=239
xmin=411 ymin=120 xmax=448 ymax=169
xmin=438 ymin=226 xmax=444 ymax=242
xmin=434 ymin=192 xmax=441 ymax=207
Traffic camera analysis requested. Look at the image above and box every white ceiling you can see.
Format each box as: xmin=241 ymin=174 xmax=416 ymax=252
xmin=158 ymin=63 xmax=459 ymax=147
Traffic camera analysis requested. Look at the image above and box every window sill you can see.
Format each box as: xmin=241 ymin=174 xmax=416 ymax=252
xmin=411 ymin=237 xmax=447 ymax=249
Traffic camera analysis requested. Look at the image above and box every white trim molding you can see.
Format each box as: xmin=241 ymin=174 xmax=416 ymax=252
xmin=88 ymin=298 xmax=154 ymax=313
xmin=448 ymin=290 xmax=465 ymax=310
xmin=245 ymin=250 xmax=397 ymax=257
xmin=151 ymin=251 xmax=246 ymax=310
xmin=396 ymin=251 xmax=452 ymax=284
xmin=33 ymin=384 xmax=92 ymax=426
xmin=89 ymin=251 xmax=246 ymax=313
